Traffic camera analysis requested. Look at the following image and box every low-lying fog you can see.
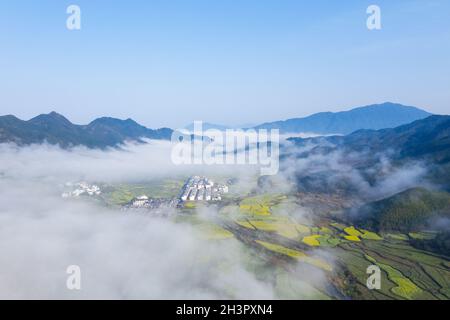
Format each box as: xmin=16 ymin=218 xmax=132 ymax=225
xmin=0 ymin=138 xmax=430 ymax=299
xmin=0 ymin=141 xmax=279 ymax=299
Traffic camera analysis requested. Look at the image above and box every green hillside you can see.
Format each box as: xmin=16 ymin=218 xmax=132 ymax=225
xmin=410 ymin=231 xmax=450 ymax=257
xmin=350 ymin=188 xmax=450 ymax=232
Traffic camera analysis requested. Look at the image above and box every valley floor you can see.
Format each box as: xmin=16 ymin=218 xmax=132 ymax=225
xmin=73 ymin=177 xmax=450 ymax=300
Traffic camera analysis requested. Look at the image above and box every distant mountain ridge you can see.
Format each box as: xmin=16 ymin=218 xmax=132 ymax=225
xmin=289 ymin=115 xmax=450 ymax=165
xmin=0 ymin=112 xmax=172 ymax=148
xmin=0 ymin=102 xmax=437 ymax=148
xmin=287 ymin=115 xmax=450 ymax=193
xmin=254 ymin=102 xmax=431 ymax=134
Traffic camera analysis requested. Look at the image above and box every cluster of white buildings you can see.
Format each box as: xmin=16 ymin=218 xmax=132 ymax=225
xmin=180 ymin=176 xmax=229 ymax=202
xmin=132 ymin=195 xmax=150 ymax=207
xmin=62 ymin=182 xmax=101 ymax=198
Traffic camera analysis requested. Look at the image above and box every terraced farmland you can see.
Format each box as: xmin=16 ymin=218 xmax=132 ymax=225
xmin=221 ymin=193 xmax=450 ymax=300
xmin=106 ymin=179 xmax=449 ymax=300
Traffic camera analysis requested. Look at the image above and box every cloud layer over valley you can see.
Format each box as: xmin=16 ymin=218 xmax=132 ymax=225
xmin=0 ymin=141 xmax=321 ymax=299
xmin=0 ymin=134 xmax=438 ymax=299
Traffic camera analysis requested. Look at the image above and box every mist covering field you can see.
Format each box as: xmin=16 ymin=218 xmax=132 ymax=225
xmin=1 ymin=135 xmax=447 ymax=300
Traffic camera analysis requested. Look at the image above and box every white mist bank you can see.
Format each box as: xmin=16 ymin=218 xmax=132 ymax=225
xmin=280 ymin=141 xmax=430 ymax=200
xmin=0 ymin=142 xmax=325 ymax=299
xmin=0 ymin=137 xmax=426 ymax=299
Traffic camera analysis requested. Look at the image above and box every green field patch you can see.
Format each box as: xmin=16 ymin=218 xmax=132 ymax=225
xmin=385 ymin=233 xmax=409 ymax=241
xmin=240 ymin=218 xmax=300 ymax=240
xmin=360 ymin=229 xmax=383 ymax=241
xmin=303 ymin=235 xmax=321 ymax=247
xmin=364 ymin=254 xmax=377 ymax=264
xmin=319 ymin=227 xmax=333 ymax=234
xmin=198 ymin=224 xmax=234 ymax=240
xmin=106 ymin=180 xmax=184 ymax=205
xmin=408 ymin=232 xmax=436 ymax=240
xmin=184 ymin=201 xmax=196 ymax=209
xmin=337 ymin=250 xmax=397 ymax=300
xmin=365 ymin=240 xmax=449 ymax=271
xmin=364 ymin=255 xmax=422 ymax=300
xmin=235 ymin=220 xmax=256 ymax=230
xmin=387 ymin=273 xmax=422 ymax=299
xmin=239 ymin=204 xmax=271 ymax=216
xmin=342 ymin=226 xmax=364 ymax=242
xmin=109 ymin=189 xmax=134 ymax=205
xmin=421 ymin=264 xmax=450 ymax=299
xmin=275 ymin=225 xmax=299 ymax=240
xmin=296 ymin=224 xmax=311 ymax=234
xmin=318 ymin=234 xmax=342 ymax=247
xmin=330 ymin=222 xmax=347 ymax=231
xmin=344 ymin=226 xmax=363 ymax=237
xmin=344 ymin=235 xmax=361 ymax=242
xmin=256 ymin=241 xmax=332 ymax=272
xmin=239 ymin=194 xmax=287 ymax=216
xmin=310 ymin=227 xmax=321 ymax=233
xmin=306 ymin=234 xmax=343 ymax=247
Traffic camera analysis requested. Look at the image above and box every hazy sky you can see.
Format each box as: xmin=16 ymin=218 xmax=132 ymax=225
xmin=1 ymin=0 xmax=449 ymax=128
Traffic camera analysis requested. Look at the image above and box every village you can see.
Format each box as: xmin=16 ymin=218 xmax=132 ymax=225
xmin=180 ymin=176 xmax=228 ymax=202
xmin=126 ymin=176 xmax=229 ymax=210
xmin=62 ymin=182 xmax=101 ymax=198
xmin=61 ymin=177 xmax=230 ymax=212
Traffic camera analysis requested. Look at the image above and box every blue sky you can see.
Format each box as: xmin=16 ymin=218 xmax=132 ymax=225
xmin=0 ymin=0 xmax=449 ymax=128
